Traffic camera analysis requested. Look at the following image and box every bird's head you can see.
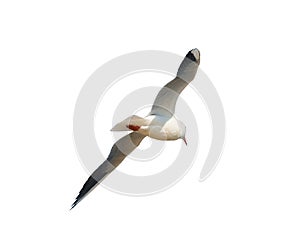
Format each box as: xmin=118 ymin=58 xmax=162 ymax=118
xmin=178 ymin=121 xmax=187 ymax=146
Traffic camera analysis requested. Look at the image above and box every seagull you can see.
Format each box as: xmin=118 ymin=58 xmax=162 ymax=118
xmin=71 ymin=48 xmax=200 ymax=209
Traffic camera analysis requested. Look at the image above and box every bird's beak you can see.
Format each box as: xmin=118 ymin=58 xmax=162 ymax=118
xmin=183 ymin=137 xmax=187 ymax=146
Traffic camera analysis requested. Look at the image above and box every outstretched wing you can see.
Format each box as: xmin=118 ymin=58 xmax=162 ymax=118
xmin=150 ymin=49 xmax=200 ymax=117
xmin=71 ymin=132 xmax=146 ymax=209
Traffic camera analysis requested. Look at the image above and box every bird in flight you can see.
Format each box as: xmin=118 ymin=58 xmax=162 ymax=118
xmin=71 ymin=48 xmax=200 ymax=209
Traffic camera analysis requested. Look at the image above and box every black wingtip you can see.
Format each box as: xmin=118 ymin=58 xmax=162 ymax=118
xmin=70 ymin=198 xmax=80 ymax=210
xmin=70 ymin=201 xmax=77 ymax=210
xmin=70 ymin=133 xmax=144 ymax=210
xmin=70 ymin=174 xmax=100 ymax=210
xmin=186 ymin=48 xmax=200 ymax=64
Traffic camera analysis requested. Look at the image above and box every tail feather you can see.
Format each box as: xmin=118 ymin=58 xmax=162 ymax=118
xmin=111 ymin=115 xmax=144 ymax=131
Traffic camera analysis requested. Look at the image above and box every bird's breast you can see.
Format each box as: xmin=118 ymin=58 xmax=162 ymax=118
xmin=139 ymin=115 xmax=183 ymax=141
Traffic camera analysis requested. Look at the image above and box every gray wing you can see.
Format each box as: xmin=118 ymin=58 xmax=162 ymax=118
xmin=149 ymin=48 xmax=200 ymax=117
xmin=150 ymin=77 xmax=192 ymax=117
xmin=71 ymin=132 xmax=146 ymax=209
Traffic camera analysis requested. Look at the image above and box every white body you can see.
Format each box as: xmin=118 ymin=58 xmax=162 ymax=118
xmin=135 ymin=115 xmax=186 ymax=141
xmin=111 ymin=114 xmax=186 ymax=141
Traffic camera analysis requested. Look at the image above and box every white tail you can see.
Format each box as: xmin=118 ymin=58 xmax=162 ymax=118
xmin=111 ymin=115 xmax=145 ymax=131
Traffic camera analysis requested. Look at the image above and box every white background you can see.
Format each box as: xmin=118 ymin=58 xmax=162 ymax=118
xmin=1 ymin=0 xmax=299 ymax=243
